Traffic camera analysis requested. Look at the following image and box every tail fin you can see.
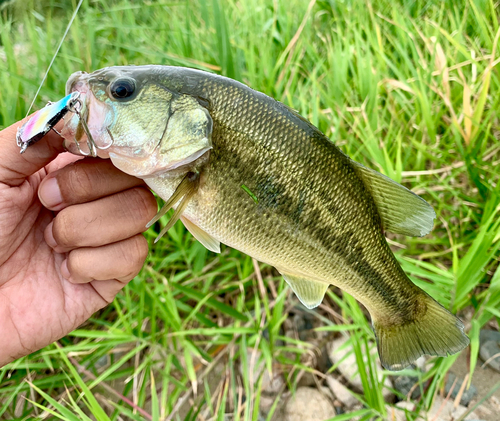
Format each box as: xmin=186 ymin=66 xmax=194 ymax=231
xmin=373 ymin=295 xmax=470 ymax=371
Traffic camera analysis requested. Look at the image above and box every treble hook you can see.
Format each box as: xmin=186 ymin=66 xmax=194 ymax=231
xmin=68 ymin=98 xmax=98 ymax=157
xmin=66 ymin=98 xmax=115 ymax=156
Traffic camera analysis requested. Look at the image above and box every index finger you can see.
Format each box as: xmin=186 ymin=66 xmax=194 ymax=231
xmin=0 ymin=117 xmax=65 ymax=187
xmin=38 ymin=158 xmax=147 ymax=211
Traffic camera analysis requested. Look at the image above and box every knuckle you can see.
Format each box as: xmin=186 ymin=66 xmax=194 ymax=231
xmin=125 ymin=188 xmax=158 ymax=224
xmin=65 ymin=164 xmax=94 ymax=202
xmin=52 ymin=209 xmax=78 ymax=248
xmin=67 ymin=250 xmax=88 ymax=281
xmin=130 ymin=235 xmax=149 ymax=269
xmin=119 ymin=235 xmax=148 ymax=280
xmin=136 ymin=235 xmax=150 ymax=262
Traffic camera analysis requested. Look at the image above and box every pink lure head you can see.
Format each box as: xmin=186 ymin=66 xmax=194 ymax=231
xmin=16 ymin=92 xmax=80 ymax=154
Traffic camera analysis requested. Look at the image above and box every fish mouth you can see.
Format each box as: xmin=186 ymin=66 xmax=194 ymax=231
xmin=61 ymin=72 xmax=114 ymax=157
xmin=65 ymin=71 xmax=88 ymax=96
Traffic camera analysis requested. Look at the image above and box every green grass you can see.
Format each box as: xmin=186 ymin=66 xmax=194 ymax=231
xmin=1 ymin=0 xmax=500 ymax=419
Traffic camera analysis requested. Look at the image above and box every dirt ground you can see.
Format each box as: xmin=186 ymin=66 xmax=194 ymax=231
xmin=451 ymin=351 xmax=500 ymax=421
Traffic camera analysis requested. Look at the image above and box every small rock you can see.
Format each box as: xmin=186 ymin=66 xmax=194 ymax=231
xmin=328 ymin=336 xmax=393 ymax=401
xmin=347 ymin=403 xmax=365 ymax=421
xmin=259 ymin=395 xmax=276 ymax=416
xmin=479 ymin=330 xmax=500 ymax=372
xmin=319 ymin=386 xmax=334 ymax=402
xmin=490 ymin=395 xmax=500 ymax=412
xmin=297 ymin=371 xmax=316 ymax=387
xmin=392 ymin=375 xmax=421 ymax=399
xmin=429 ymin=395 xmax=480 ymax=421
xmin=479 ymin=340 xmax=500 ymax=372
xmin=260 ymin=392 xmax=289 ymax=421
xmin=293 ymin=312 xmax=314 ymax=342
xmin=414 ymin=356 xmax=427 ymax=371
xmin=444 ymin=373 xmax=477 ymax=406
xmin=325 ymin=376 xmax=358 ymax=409
xmin=284 ymin=387 xmax=336 ymax=421
xmin=263 ymin=371 xmax=285 ymax=395
xmin=386 ymin=402 xmax=415 ymax=421
xmin=240 ymin=349 xmax=284 ymax=394
xmin=391 ymin=356 xmax=427 ymax=400
xmin=468 ymin=397 xmax=494 ymax=420
xmin=316 ymin=344 xmax=332 ymax=373
xmin=479 ymin=329 xmax=500 ymax=343
xmin=333 ymin=404 xmax=344 ymax=415
xmin=95 ymin=354 xmax=108 ymax=369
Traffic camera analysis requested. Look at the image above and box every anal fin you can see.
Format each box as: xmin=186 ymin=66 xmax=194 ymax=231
xmin=279 ymin=271 xmax=329 ymax=309
xmin=181 ymin=216 xmax=221 ymax=253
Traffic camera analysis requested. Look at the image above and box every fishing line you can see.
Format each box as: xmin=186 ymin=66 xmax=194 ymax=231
xmin=25 ymin=0 xmax=84 ymax=118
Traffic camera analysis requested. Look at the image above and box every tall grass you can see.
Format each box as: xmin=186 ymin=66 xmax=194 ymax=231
xmin=0 ymin=0 xmax=499 ymax=420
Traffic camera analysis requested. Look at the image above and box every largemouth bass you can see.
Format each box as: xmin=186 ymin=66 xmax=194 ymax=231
xmin=61 ymin=65 xmax=469 ymax=370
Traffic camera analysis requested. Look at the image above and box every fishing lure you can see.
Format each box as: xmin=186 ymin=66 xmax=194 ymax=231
xmin=16 ymin=90 xmax=102 ymax=157
xmin=16 ymin=92 xmax=81 ymax=154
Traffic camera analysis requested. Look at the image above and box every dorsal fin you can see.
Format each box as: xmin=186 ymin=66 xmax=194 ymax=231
xmin=353 ymin=162 xmax=436 ymax=237
xmin=279 ymin=271 xmax=329 ymax=309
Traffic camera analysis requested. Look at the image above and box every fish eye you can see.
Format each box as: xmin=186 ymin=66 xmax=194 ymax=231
xmin=109 ymin=78 xmax=136 ymax=100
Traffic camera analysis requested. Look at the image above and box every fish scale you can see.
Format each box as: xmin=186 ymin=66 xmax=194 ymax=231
xmin=62 ymin=65 xmax=469 ymax=370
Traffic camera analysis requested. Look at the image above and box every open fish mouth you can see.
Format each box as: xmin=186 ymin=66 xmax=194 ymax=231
xmin=61 ymin=71 xmax=115 ymax=158
xmin=65 ymin=70 xmax=88 ymax=95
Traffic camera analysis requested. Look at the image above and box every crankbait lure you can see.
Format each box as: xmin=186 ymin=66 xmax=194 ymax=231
xmin=16 ymin=92 xmax=81 ymax=154
xmin=16 ymin=90 xmax=102 ymax=157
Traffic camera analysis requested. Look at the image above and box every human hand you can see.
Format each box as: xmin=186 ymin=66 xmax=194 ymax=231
xmin=0 ymin=119 xmax=157 ymax=367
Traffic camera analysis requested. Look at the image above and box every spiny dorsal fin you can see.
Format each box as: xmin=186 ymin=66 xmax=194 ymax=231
xmin=147 ymin=172 xmax=200 ymax=243
xmin=279 ymin=271 xmax=329 ymax=309
xmin=181 ymin=216 xmax=221 ymax=253
xmin=353 ymin=162 xmax=436 ymax=237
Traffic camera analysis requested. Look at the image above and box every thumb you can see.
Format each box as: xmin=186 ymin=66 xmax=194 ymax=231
xmin=0 ymin=116 xmax=66 ymax=187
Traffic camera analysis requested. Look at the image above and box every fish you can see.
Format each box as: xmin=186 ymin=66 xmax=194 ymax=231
xmin=60 ymin=65 xmax=469 ymax=370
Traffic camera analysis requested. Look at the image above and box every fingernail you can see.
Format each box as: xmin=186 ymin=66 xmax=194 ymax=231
xmin=44 ymin=221 xmax=58 ymax=249
xmin=61 ymin=259 xmax=71 ymax=280
xmin=39 ymin=177 xmax=63 ymax=210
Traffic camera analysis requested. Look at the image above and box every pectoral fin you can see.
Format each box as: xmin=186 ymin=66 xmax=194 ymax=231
xmin=353 ymin=162 xmax=436 ymax=237
xmin=279 ymin=271 xmax=329 ymax=309
xmin=147 ymin=172 xmax=200 ymax=243
xmin=181 ymin=216 xmax=221 ymax=253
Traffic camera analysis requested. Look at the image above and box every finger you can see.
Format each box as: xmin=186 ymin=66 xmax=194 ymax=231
xmin=44 ymin=152 xmax=84 ymax=174
xmin=61 ymin=234 xmax=148 ymax=289
xmin=0 ymin=118 xmax=65 ymax=187
xmin=38 ymin=158 xmax=145 ymax=211
xmin=45 ymin=187 xmax=157 ymax=253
